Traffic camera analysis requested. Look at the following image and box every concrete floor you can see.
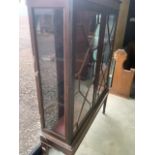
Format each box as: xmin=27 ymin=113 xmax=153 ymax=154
xmin=49 ymin=94 xmax=135 ymax=155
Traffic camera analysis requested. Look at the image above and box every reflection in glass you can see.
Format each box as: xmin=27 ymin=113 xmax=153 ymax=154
xmin=73 ymin=10 xmax=101 ymax=131
xmin=108 ymin=58 xmax=116 ymax=87
xmin=97 ymin=14 xmax=116 ymax=97
xmin=34 ymin=8 xmax=65 ymax=136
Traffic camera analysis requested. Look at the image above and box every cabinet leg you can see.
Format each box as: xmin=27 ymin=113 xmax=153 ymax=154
xmin=103 ymin=96 xmax=108 ymax=114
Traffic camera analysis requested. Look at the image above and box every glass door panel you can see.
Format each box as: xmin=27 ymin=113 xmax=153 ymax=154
xmin=73 ymin=8 xmax=102 ymax=132
xmin=96 ymin=14 xmax=117 ymax=97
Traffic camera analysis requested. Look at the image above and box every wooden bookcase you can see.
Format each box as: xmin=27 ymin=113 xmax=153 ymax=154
xmin=26 ymin=0 xmax=120 ymax=154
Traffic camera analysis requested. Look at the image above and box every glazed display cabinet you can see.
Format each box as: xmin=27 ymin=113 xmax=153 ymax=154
xmin=27 ymin=0 xmax=120 ymax=154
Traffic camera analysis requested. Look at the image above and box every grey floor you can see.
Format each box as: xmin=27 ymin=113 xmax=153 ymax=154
xmin=49 ymin=94 xmax=135 ymax=155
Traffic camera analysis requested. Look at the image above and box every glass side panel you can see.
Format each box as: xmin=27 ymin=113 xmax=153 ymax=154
xmin=33 ymin=8 xmax=65 ymax=136
xmin=97 ymin=14 xmax=117 ymax=97
xmin=73 ymin=9 xmax=102 ymax=132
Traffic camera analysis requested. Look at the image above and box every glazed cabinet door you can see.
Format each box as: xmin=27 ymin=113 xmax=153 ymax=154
xmin=96 ymin=12 xmax=118 ymax=97
xmin=72 ymin=1 xmax=106 ymax=133
xmin=72 ymin=1 xmax=118 ymax=134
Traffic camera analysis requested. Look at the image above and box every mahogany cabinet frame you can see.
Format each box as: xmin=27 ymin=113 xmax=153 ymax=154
xmin=26 ymin=0 xmax=120 ymax=154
